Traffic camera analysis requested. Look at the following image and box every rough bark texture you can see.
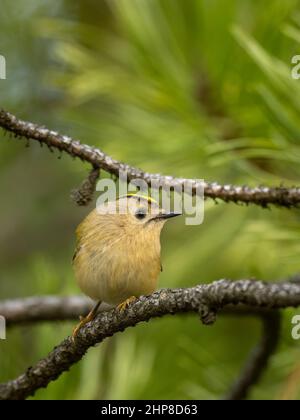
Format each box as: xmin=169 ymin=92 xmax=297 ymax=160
xmin=1 ymin=109 xmax=300 ymax=208
xmin=0 ymin=279 xmax=300 ymax=400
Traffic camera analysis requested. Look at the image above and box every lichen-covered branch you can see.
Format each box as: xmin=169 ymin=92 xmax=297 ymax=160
xmin=0 ymin=279 xmax=300 ymax=400
xmin=1 ymin=109 xmax=300 ymax=208
xmin=0 ymin=296 xmax=281 ymax=400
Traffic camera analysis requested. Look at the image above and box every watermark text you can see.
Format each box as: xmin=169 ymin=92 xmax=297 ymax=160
xmin=291 ymin=55 xmax=300 ymax=80
xmin=95 ymin=172 xmax=205 ymax=225
xmin=0 ymin=315 xmax=6 ymax=340
xmin=0 ymin=54 xmax=6 ymax=80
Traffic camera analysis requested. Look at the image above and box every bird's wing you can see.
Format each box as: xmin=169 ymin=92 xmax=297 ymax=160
xmin=72 ymin=245 xmax=82 ymax=263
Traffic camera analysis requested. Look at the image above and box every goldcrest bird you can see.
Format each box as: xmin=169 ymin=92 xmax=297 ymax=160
xmin=72 ymin=194 xmax=180 ymax=339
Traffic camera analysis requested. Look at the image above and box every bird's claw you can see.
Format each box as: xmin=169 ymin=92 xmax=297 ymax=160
xmin=117 ymin=296 xmax=137 ymax=312
xmin=72 ymin=301 xmax=101 ymax=342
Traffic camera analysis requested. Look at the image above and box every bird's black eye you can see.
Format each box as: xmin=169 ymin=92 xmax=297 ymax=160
xmin=135 ymin=210 xmax=147 ymax=220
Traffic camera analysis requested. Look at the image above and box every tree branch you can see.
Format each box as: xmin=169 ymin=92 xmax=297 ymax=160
xmin=0 ymin=296 xmax=93 ymax=325
xmin=0 ymin=279 xmax=299 ymax=400
xmin=1 ymin=109 xmax=300 ymax=208
xmin=224 ymin=310 xmax=281 ymax=400
xmin=0 ymin=297 xmax=282 ymax=400
xmin=0 ymin=296 xmax=113 ymax=325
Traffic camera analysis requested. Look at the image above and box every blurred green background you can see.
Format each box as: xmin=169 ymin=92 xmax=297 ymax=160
xmin=1 ymin=0 xmax=300 ymax=400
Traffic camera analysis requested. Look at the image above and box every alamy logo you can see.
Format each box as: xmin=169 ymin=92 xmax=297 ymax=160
xmin=0 ymin=315 xmax=6 ymax=340
xmin=0 ymin=54 xmax=6 ymax=79
xmin=291 ymin=315 xmax=300 ymax=340
xmin=95 ymin=172 xmax=205 ymax=225
xmin=291 ymin=55 xmax=300 ymax=80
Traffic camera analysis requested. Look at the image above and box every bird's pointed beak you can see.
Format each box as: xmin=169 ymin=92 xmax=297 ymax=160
xmin=154 ymin=212 xmax=182 ymax=220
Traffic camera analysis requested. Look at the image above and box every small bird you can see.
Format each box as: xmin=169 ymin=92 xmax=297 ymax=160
xmin=72 ymin=193 xmax=180 ymax=339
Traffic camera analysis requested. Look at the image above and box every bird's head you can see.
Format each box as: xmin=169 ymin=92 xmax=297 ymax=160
xmin=76 ymin=194 xmax=181 ymax=244
xmin=98 ymin=194 xmax=180 ymax=234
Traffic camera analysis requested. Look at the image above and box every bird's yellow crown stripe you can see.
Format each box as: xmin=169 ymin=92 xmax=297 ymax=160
xmin=120 ymin=193 xmax=158 ymax=205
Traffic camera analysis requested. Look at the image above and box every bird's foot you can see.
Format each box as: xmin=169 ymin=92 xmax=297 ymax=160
xmin=117 ymin=296 xmax=137 ymax=312
xmin=72 ymin=301 xmax=101 ymax=342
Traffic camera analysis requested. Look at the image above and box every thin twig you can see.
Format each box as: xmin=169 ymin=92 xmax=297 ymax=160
xmin=71 ymin=166 xmax=100 ymax=206
xmin=0 ymin=279 xmax=300 ymax=400
xmin=1 ymin=109 xmax=300 ymax=208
